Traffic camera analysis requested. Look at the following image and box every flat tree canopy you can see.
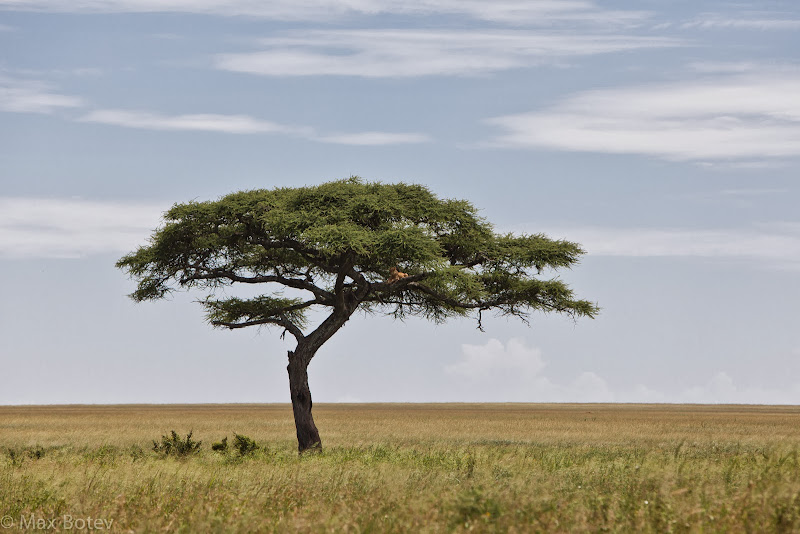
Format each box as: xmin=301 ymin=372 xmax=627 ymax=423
xmin=118 ymin=177 xmax=598 ymax=451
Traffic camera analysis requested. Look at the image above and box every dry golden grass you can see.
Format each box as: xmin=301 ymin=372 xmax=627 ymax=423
xmin=2 ymin=403 xmax=800 ymax=532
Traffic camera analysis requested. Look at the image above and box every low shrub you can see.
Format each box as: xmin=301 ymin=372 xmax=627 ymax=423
xmin=152 ymin=430 xmax=202 ymax=457
xmin=212 ymin=434 xmax=259 ymax=457
xmin=233 ymin=434 xmax=259 ymax=456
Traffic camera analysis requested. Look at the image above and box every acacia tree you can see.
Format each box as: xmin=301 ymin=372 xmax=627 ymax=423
xmin=117 ymin=178 xmax=597 ymax=452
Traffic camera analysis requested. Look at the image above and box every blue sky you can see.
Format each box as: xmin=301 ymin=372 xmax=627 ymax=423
xmin=1 ymin=0 xmax=799 ymax=404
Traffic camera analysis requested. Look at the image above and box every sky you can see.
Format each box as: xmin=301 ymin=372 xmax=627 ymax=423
xmin=1 ymin=0 xmax=799 ymax=405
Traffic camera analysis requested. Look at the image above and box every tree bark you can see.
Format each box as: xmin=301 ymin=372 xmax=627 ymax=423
xmin=287 ymin=349 xmax=321 ymax=453
xmin=285 ymin=304 xmax=356 ymax=453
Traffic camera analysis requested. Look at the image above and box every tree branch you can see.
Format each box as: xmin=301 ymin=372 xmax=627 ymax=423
xmin=249 ymin=236 xmax=340 ymax=274
xmin=212 ymin=317 xmax=282 ymax=330
xmin=183 ymin=266 xmax=334 ymax=303
xmin=402 ymin=282 xmax=520 ymax=310
xmin=278 ymin=312 xmax=305 ymax=342
xmin=407 ymin=281 xmax=588 ymax=317
xmin=334 ymin=255 xmax=352 ymax=300
xmin=368 ymin=273 xmax=428 ymax=293
xmin=209 ymin=298 xmax=319 ymax=338
xmin=303 ymin=309 xmax=352 ymax=355
xmin=346 ymin=266 xmax=372 ymax=300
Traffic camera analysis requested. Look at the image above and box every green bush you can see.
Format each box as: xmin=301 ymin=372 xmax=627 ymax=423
xmin=152 ymin=430 xmax=202 ymax=457
xmin=233 ymin=434 xmax=259 ymax=456
xmin=212 ymin=434 xmax=259 ymax=457
xmin=129 ymin=444 xmax=146 ymax=462
xmin=3 ymin=445 xmax=51 ymax=465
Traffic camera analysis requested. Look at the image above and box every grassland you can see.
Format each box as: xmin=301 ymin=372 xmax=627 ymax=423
xmin=2 ymin=403 xmax=800 ymax=532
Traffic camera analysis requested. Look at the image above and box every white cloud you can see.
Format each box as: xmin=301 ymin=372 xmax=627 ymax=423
xmin=679 ymin=372 xmax=737 ymax=404
xmin=0 ymin=0 xmax=648 ymax=26
xmin=697 ymin=160 xmax=793 ymax=171
xmin=0 ymin=77 xmax=84 ymax=114
xmin=524 ymin=225 xmax=800 ymax=268
xmin=446 ymin=338 xmax=547 ymax=379
xmin=445 ymin=338 xmax=614 ymax=402
xmin=420 ymin=1 xmax=649 ymax=26
xmin=79 ymin=109 xmax=293 ymax=134
xmin=720 ymin=188 xmax=789 ymax=197
xmin=687 ymin=61 xmax=764 ymax=74
xmin=0 ymin=81 xmax=430 ymax=144
xmin=0 ymin=197 xmax=166 ymax=258
xmin=683 ymin=16 xmax=800 ymax=30
xmin=446 ymin=338 xmax=800 ymax=404
xmin=677 ymin=372 xmax=800 ymax=404
xmin=316 ymin=131 xmax=431 ymax=146
xmin=78 ymin=108 xmax=431 ymax=145
xmin=215 ymin=30 xmax=680 ymax=78
xmin=487 ymin=73 xmax=800 ymax=161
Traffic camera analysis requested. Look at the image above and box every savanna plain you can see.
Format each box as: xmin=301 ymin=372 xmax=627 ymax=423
xmin=2 ymin=403 xmax=800 ymax=533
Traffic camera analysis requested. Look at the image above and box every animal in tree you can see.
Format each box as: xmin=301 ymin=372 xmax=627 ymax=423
xmin=117 ymin=177 xmax=598 ymax=452
xmin=386 ymin=266 xmax=409 ymax=283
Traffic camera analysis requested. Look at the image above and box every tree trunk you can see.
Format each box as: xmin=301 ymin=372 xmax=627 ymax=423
xmin=287 ymin=349 xmax=321 ymax=453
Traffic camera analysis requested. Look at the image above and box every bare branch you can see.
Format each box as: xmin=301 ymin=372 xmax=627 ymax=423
xmin=212 ymin=317 xmax=281 ymax=330
xmin=334 ymin=255 xmax=351 ymax=300
xmin=182 ymin=266 xmax=334 ymax=303
xmin=209 ymin=298 xmax=320 ymax=338
xmin=278 ymin=312 xmax=305 ymax=342
xmin=346 ymin=266 xmax=372 ymax=300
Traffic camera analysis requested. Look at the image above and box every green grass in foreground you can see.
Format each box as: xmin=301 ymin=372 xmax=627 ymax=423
xmin=2 ymin=403 xmax=800 ymax=532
